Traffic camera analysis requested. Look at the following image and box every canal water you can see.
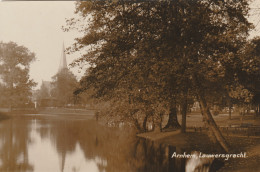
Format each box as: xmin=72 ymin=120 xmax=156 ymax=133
xmin=0 ymin=114 xmax=221 ymax=172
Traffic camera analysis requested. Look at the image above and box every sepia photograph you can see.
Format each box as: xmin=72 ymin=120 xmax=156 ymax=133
xmin=0 ymin=0 xmax=259 ymax=172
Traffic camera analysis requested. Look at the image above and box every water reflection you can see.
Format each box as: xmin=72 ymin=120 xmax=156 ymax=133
xmin=0 ymin=116 xmax=218 ymax=172
xmin=0 ymin=118 xmax=33 ymax=172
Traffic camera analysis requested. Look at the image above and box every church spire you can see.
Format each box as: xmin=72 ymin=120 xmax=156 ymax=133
xmin=58 ymin=42 xmax=67 ymax=72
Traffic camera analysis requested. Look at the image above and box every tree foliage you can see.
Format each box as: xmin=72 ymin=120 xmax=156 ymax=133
xmin=243 ymin=37 xmax=260 ymax=111
xmin=65 ymin=0 xmax=258 ymax=152
xmin=38 ymin=82 xmax=51 ymax=99
xmin=0 ymin=42 xmax=36 ymax=108
xmin=51 ymin=68 xmax=78 ymax=106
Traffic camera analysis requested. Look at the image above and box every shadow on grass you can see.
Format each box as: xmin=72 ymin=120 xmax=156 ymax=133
xmin=0 ymin=112 xmax=10 ymax=121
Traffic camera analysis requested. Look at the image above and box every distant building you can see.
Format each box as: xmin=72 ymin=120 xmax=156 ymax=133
xmin=41 ymin=81 xmax=52 ymax=96
xmin=37 ymin=43 xmax=68 ymax=107
xmin=58 ymin=43 xmax=68 ymax=72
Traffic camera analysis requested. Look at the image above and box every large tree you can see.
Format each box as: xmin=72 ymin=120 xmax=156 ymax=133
xmin=0 ymin=42 xmax=36 ymax=108
xmin=51 ymin=68 xmax=78 ymax=106
xmin=242 ymin=37 xmax=260 ymax=115
xmin=66 ymin=0 xmax=254 ymax=152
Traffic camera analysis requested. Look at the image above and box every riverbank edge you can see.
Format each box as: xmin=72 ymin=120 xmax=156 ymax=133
xmin=137 ymin=129 xmax=181 ymax=141
xmin=137 ymin=129 xmax=260 ymax=172
xmin=0 ymin=107 xmax=96 ymax=116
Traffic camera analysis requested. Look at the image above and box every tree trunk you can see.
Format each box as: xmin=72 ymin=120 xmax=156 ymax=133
xmin=256 ymin=104 xmax=260 ymax=116
xmin=181 ymin=92 xmax=188 ymax=133
xmin=193 ymin=75 xmax=230 ymax=153
xmin=228 ymin=98 xmax=232 ymax=120
xmin=142 ymin=113 xmax=149 ymax=132
xmin=164 ymin=104 xmax=181 ymax=130
xmin=133 ymin=117 xmax=142 ymax=132
xmin=229 ymin=105 xmax=232 ymax=120
xmin=153 ymin=115 xmax=162 ymax=132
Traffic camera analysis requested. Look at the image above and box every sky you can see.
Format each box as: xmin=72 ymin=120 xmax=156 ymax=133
xmin=0 ymin=1 xmax=83 ymax=89
xmin=0 ymin=1 xmax=260 ymax=90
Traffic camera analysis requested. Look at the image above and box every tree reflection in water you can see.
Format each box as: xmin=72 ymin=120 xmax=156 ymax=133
xmin=0 ymin=116 xmax=214 ymax=172
xmin=36 ymin=117 xmax=186 ymax=172
xmin=0 ymin=118 xmax=33 ymax=172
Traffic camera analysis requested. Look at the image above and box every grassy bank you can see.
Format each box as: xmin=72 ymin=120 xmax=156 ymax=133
xmin=218 ymin=137 xmax=260 ymax=172
xmin=137 ymin=113 xmax=260 ymax=172
xmin=0 ymin=107 xmax=96 ymax=119
xmin=137 ymin=131 xmax=260 ymax=171
xmin=37 ymin=107 xmax=95 ymax=116
xmin=0 ymin=112 xmax=10 ymax=120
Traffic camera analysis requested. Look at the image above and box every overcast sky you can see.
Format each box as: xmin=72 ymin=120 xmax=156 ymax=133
xmin=0 ymin=1 xmax=82 ymax=89
xmin=0 ymin=1 xmax=260 ymax=89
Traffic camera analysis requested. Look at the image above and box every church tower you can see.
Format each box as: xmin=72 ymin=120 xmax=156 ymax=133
xmin=58 ymin=43 xmax=68 ymax=72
